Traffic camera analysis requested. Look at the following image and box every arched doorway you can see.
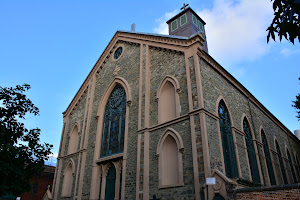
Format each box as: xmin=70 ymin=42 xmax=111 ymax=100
xmin=213 ymin=194 xmax=225 ymax=200
xmin=105 ymin=165 xmax=116 ymax=200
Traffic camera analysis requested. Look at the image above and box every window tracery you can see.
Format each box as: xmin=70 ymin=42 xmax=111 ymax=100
xmin=100 ymin=84 xmax=126 ymax=158
xmin=218 ymin=100 xmax=238 ymax=178
xmin=243 ymin=118 xmax=260 ymax=183
xmin=276 ymin=141 xmax=288 ymax=184
xmin=261 ymin=131 xmax=276 ymax=185
xmin=287 ymin=149 xmax=296 ymax=183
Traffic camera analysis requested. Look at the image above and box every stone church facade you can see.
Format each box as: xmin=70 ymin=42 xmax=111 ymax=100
xmin=52 ymin=7 xmax=300 ymax=200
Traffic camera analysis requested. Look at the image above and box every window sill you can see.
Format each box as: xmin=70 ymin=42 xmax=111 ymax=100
xmin=96 ymin=153 xmax=123 ymax=164
xmin=158 ymin=182 xmax=184 ymax=189
xmin=61 ymin=195 xmax=71 ymax=198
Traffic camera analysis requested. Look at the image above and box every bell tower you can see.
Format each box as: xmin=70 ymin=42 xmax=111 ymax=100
xmin=166 ymin=4 xmax=208 ymax=53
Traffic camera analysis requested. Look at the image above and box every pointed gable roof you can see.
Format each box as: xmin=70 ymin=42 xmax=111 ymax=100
xmin=63 ymin=30 xmax=205 ymax=117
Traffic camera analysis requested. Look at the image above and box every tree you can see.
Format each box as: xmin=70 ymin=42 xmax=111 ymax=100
xmin=0 ymin=84 xmax=53 ymax=197
xmin=267 ymin=0 xmax=300 ymax=44
xmin=292 ymin=78 xmax=300 ymax=120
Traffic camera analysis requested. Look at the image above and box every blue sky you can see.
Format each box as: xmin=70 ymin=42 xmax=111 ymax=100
xmin=1 ymin=0 xmax=299 ymax=164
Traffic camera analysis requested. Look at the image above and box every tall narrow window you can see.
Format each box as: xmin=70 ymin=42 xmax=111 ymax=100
xmin=218 ymin=100 xmax=238 ymax=178
xmin=192 ymin=14 xmax=198 ymax=26
xmin=198 ymin=20 xmax=204 ymax=31
xmin=287 ymin=149 xmax=296 ymax=183
xmin=105 ymin=165 xmax=116 ymax=200
xmin=157 ymin=76 xmax=180 ymax=124
xmin=162 ymin=135 xmax=179 ymax=186
xmin=100 ymin=84 xmax=126 ymax=158
xmin=157 ymin=129 xmax=184 ymax=188
xmin=160 ymin=81 xmax=176 ymax=122
xmin=276 ymin=141 xmax=288 ymax=184
xmin=261 ymin=131 xmax=276 ymax=185
xmin=243 ymin=118 xmax=260 ymax=183
xmin=62 ymin=162 xmax=74 ymax=197
xmin=68 ymin=124 xmax=79 ymax=154
xmin=295 ymin=156 xmax=300 ymax=179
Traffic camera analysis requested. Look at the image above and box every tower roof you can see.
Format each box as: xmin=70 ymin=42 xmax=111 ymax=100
xmin=166 ymin=7 xmax=206 ymax=25
xmin=166 ymin=6 xmax=208 ymax=52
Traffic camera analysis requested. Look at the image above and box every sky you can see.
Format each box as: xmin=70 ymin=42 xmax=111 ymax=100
xmin=0 ymin=0 xmax=299 ymax=165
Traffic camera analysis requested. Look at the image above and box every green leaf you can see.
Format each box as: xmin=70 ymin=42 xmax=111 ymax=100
xmin=267 ymin=31 xmax=271 ymax=43
xmin=271 ymin=30 xmax=276 ymax=41
xmin=0 ymin=84 xmax=53 ymax=196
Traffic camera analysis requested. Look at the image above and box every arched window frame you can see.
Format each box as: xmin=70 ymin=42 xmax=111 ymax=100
xmin=99 ymin=161 xmax=123 ymax=200
xmin=294 ymin=153 xmax=300 ymax=181
xmin=90 ymin=76 xmax=131 ymax=200
xmin=216 ymin=97 xmax=240 ymax=178
xmin=275 ymin=139 xmax=288 ymax=184
xmin=62 ymin=159 xmax=75 ymax=197
xmin=99 ymin=84 xmax=127 ymax=158
xmin=156 ymin=128 xmax=184 ymax=188
xmin=156 ymin=75 xmax=181 ymax=123
xmin=286 ymin=147 xmax=297 ymax=183
xmin=241 ymin=115 xmax=261 ymax=184
xmin=68 ymin=122 xmax=80 ymax=155
xmin=260 ymin=128 xmax=277 ymax=185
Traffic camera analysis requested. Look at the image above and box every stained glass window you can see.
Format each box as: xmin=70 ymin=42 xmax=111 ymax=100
xmin=261 ymin=131 xmax=276 ymax=185
xmin=100 ymin=84 xmax=126 ymax=158
xmin=218 ymin=100 xmax=238 ymax=178
xmin=243 ymin=118 xmax=260 ymax=183
xmin=114 ymin=47 xmax=123 ymax=60
xmin=276 ymin=141 xmax=288 ymax=184
xmin=287 ymin=149 xmax=297 ymax=183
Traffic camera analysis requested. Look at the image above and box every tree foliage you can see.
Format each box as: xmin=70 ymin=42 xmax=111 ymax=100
xmin=267 ymin=0 xmax=300 ymax=44
xmin=0 ymin=84 xmax=53 ymax=197
xmin=292 ymin=78 xmax=300 ymax=120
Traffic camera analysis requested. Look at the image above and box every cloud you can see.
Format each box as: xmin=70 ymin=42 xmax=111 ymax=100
xmin=46 ymin=153 xmax=58 ymax=166
xmin=153 ymin=10 xmax=178 ymax=35
xmin=49 ymin=152 xmax=58 ymax=158
xmin=197 ymin=0 xmax=274 ymax=65
xmin=154 ymin=1 xmax=274 ymax=67
xmin=280 ymin=48 xmax=300 ymax=57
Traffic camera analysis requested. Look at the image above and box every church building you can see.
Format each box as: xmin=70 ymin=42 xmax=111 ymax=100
xmin=52 ymin=6 xmax=300 ymax=200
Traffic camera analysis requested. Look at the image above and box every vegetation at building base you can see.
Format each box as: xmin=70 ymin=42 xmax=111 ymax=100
xmin=0 ymin=84 xmax=53 ymax=197
xmin=267 ymin=0 xmax=300 ymax=44
xmin=293 ymin=78 xmax=300 ymax=120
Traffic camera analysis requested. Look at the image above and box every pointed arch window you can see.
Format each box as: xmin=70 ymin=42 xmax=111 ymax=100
xmin=276 ymin=141 xmax=288 ymax=184
xmin=218 ymin=100 xmax=238 ymax=178
xmin=157 ymin=76 xmax=180 ymax=124
xmin=295 ymin=155 xmax=300 ymax=180
xmin=287 ymin=149 xmax=296 ymax=183
xmin=243 ymin=118 xmax=260 ymax=183
xmin=157 ymin=128 xmax=184 ymax=188
xmin=68 ymin=124 xmax=79 ymax=154
xmin=62 ymin=160 xmax=75 ymax=197
xmin=100 ymin=84 xmax=126 ymax=158
xmin=261 ymin=131 xmax=276 ymax=185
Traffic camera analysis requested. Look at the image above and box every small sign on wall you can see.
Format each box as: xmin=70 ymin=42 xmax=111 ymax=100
xmin=206 ymin=177 xmax=216 ymax=185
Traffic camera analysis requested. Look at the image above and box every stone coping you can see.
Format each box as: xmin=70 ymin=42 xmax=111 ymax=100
xmin=235 ymin=183 xmax=300 ymax=193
